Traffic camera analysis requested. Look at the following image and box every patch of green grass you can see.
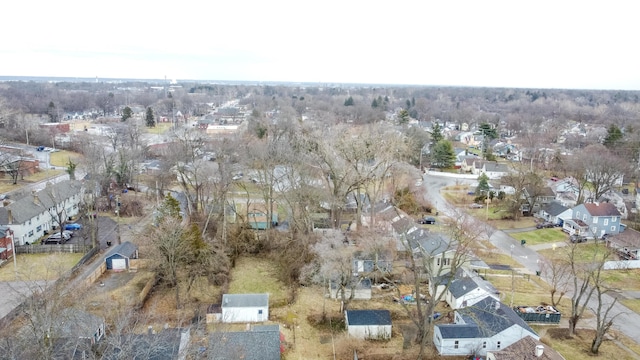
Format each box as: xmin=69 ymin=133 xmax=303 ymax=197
xmin=517 ymin=228 xmax=567 ymax=246
xmin=620 ymin=299 xmax=640 ymax=314
xmin=600 ymin=269 xmax=640 ymax=290
xmin=49 ymin=150 xmax=82 ymax=167
xmin=146 ymin=123 xmax=172 ymax=134
xmin=0 ymin=253 xmax=84 ymax=281
xmin=228 ymin=256 xmax=287 ymax=307
xmin=539 ymin=242 xmax=610 ymax=263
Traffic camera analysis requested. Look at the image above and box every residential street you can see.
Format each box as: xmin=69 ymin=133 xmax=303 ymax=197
xmin=422 ymin=171 xmax=640 ymax=344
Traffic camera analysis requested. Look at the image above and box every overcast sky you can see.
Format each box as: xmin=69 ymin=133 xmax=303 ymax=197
xmin=2 ymin=0 xmax=639 ymax=90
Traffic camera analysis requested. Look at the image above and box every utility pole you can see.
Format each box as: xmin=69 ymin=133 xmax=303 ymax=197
xmin=116 ymin=195 xmax=122 ymax=245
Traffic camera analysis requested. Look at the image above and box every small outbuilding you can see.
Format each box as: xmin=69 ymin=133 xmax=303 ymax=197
xmin=221 ymin=293 xmax=269 ymax=323
xmin=345 ymin=309 xmax=392 ymax=340
xmin=105 ymin=241 xmax=138 ymax=271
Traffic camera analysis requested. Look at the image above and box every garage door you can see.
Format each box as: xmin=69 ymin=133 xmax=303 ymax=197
xmin=112 ymin=258 xmax=127 ymax=271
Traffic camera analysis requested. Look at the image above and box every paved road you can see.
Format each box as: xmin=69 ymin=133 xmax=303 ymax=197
xmin=422 ymin=171 xmax=640 ymax=342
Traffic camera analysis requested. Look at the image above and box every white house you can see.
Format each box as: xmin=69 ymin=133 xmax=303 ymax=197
xmin=445 ymin=269 xmax=500 ymax=309
xmin=221 ymin=293 xmax=269 ymax=323
xmin=433 ymin=296 xmax=539 ymax=357
xmin=0 ymin=180 xmax=83 ymax=245
xmin=345 ymin=310 xmax=392 ymax=340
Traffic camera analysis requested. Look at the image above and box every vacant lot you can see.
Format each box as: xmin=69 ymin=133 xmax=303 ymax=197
xmin=0 ymin=253 xmax=83 ymax=281
xmin=516 ymin=228 xmax=567 ymax=246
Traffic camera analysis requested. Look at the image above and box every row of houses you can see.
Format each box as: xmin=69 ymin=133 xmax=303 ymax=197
xmin=0 ymin=180 xmax=83 ymax=246
xmin=370 ymin=204 xmax=565 ymax=358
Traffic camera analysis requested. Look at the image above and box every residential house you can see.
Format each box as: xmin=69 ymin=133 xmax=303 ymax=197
xmin=105 ymin=241 xmax=139 ymax=271
xmin=345 ymin=310 xmax=392 ymax=340
xmin=0 ymin=180 xmax=83 ymax=245
xmin=445 ymin=268 xmax=500 ymax=309
xmin=563 ymin=202 xmax=622 ymax=239
xmin=246 ymin=202 xmax=278 ymax=230
xmin=522 ymin=185 xmax=556 ymax=214
xmin=53 ymin=308 xmax=105 ymax=345
xmin=433 ymin=296 xmax=539 ymax=357
xmin=102 ymin=328 xmax=190 ymax=360
xmin=549 ymin=177 xmax=580 ymax=207
xmin=537 ymin=201 xmax=572 ymax=226
xmin=221 ymin=293 xmax=269 ymax=323
xmin=481 ymin=162 xmax=510 ymax=179
xmin=0 ymin=225 xmax=14 ymax=261
xmin=207 ymin=325 xmax=281 ymax=360
xmin=606 ymin=228 xmax=640 ymax=260
xmin=487 ymin=335 xmax=565 ymax=360
xmin=328 ymin=277 xmax=372 ymax=300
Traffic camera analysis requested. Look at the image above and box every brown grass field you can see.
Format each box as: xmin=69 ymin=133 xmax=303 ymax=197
xmin=0 ymin=253 xmax=83 ymax=281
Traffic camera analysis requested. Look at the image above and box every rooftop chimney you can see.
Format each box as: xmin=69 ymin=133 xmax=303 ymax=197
xmin=535 ymin=344 xmax=544 ymax=357
xmin=494 ymin=301 xmax=500 ymax=310
xmin=7 ymin=209 xmax=13 ymax=225
xmin=148 ymin=326 xmax=153 ymax=335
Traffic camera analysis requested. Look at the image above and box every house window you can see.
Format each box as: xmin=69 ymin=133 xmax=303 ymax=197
xmin=483 ymin=341 xmax=487 ymax=349
xmin=612 ymin=217 xmax=617 ymax=222
xmin=28 ymin=230 xmax=34 ymax=237
xmin=576 ymin=211 xmax=580 ymax=218
xmin=437 ymin=258 xmax=440 ymax=266
xmin=604 ymin=219 xmax=609 ymax=226
xmin=37 ymin=225 xmax=42 ymax=232
xmin=444 ymin=258 xmax=451 ymax=266
xmin=582 ymin=215 xmax=587 ymax=221
xmin=611 ymin=226 xmax=616 ymax=231
xmin=497 ymin=341 xmax=501 ymax=349
xmin=454 ymin=340 xmax=459 ymax=349
xmin=593 ymin=217 xmax=598 ymax=224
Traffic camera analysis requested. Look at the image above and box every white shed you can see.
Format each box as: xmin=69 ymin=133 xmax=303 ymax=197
xmin=345 ymin=310 xmax=392 ymax=340
xmin=221 ymin=293 xmax=269 ymax=323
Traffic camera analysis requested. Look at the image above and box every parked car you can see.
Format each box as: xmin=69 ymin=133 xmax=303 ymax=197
xmin=64 ymin=223 xmax=82 ymax=230
xmin=418 ymin=216 xmax=436 ymax=225
xmin=36 ymin=146 xmax=45 ymax=151
xmin=569 ymin=234 xmax=587 ymax=243
xmin=43 ymin=237 xmax=64 ymax=245
xmin=48 ymin=231 xmax=71 ymax=241
xmin=469 ymin=203 xmax=484 ymax=209
xmin=536 ymin=222 xmax=555 ymax=229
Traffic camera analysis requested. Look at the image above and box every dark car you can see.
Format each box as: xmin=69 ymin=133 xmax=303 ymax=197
xmin=419 ymin=217 xmax=436 ymax=225
xmin=536 ymin=222 xmax=555 ymax=229
xmin=569 ymin=234 xmax=587 ymax=243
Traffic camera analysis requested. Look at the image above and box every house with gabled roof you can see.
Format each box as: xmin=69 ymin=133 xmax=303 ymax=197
xmin=207 ymin=325 xmax=282 ymax=360
xmin=221 ymin=293 xmax=269 ymax=323
xmin=537 ymin=201 xmax=572 ymax=226
xmin=345 ymin=309 xmax=392 ymax=340
xmin=481 ymin=162 xmax=510 ymax=179
xmin=0 ymin=180 xmax=83 ymax=245
xmin=433 ymin=296 xmax=539 ymax=357
xmin=445 ymin=268 xmax=500 ymax=309
xmin=563 ymin=202 xmax=622 ymax=239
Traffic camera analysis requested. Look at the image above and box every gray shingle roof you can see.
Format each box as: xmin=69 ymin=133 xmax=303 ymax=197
xmin=0 ymin=180 xmax=83 ymax=225
xmin=438 ymin=324 xmax=480 ymax=338
xmin=105 ymin=241 xmax=138 ymax=259
xmin=208 ymin=329 xmax=280 ymax=360
xmin=345 ymin=310 xmax=392 ymax=326
xmin=409 ymin=231 xmax=454 ymax=256
xmin=222 ymin=293 xmax=269 ymax=308
xmin=542 ymin=201 xmax=569 ymax=216
xmin=458 ymin=296 xmax=537 ymax=337
xmin=448 ymin=276 xmax=480 ymax=298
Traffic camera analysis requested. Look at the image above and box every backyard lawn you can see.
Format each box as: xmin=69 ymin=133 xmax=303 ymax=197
xmin=0 ymin=253 xmax=84 ymax=281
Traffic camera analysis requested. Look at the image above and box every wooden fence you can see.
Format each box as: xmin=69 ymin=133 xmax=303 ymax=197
xmin=16 ymin=244 xmax=93 ymax=254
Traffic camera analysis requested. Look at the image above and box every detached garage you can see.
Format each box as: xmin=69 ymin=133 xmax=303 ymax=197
xmin=222 ymin=293 xmax=269 ymax=323
xmin=105 ymin=241 xmax=138 ymax=271
xmin=345 ymin=310 xmax=392 ymax=340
